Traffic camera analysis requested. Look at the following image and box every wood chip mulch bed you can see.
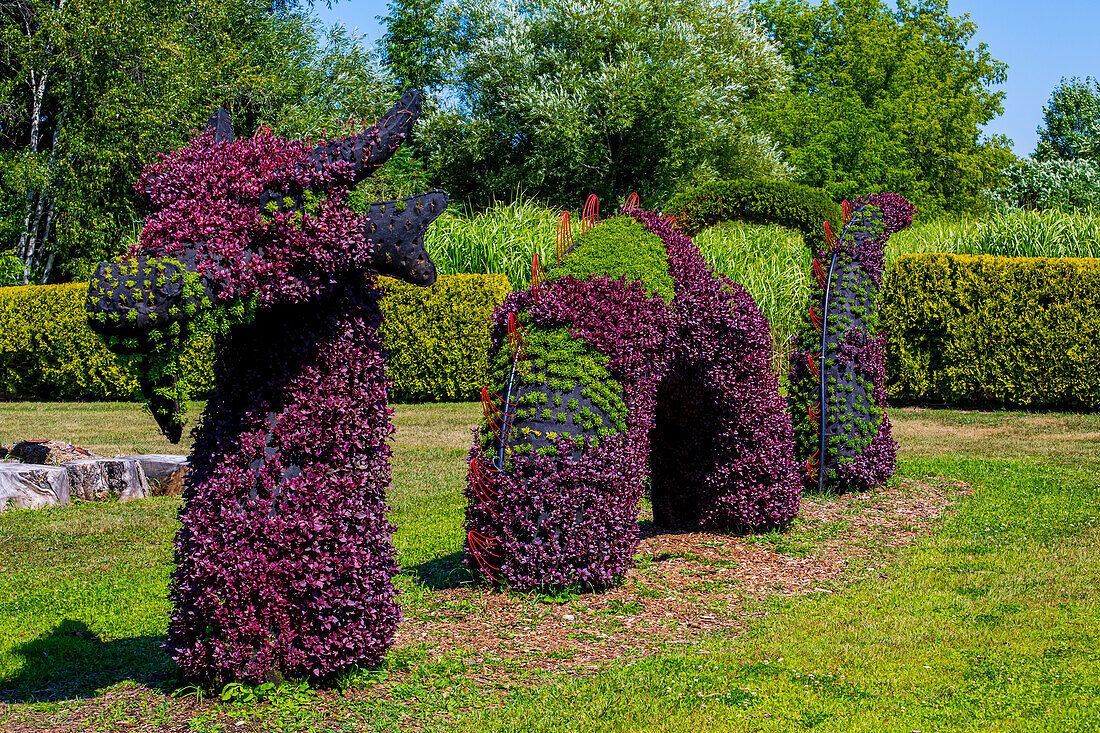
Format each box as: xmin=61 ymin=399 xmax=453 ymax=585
xmin=392 ymin=475 xmax=971 ymax=677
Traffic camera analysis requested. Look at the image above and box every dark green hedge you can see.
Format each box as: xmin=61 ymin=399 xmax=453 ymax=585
xmin=663 ymin=180 xmax=841 ymax=249
xmin=881 ymin=254 xmax=1100 ymax=408
xmin=0 ymin=274 xmax=511 ymax=403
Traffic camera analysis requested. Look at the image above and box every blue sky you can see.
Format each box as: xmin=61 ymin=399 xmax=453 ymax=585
xmin=312 ymin=0 xmax=1099 ymax=158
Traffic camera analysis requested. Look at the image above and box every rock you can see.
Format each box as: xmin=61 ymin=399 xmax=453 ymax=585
xmin=60 ymin=458 xmax=150 ymax=502
xmin=8 ymin=440 xmax=100 ymax=465
xmin=0 ymin=444 xmax=9 ymax=460
xmin=153 ymin=466 xmax=190 ymax=497
xmin=118 ymin=454 xmax=189 ymax=483
xmin=0 ymin=463 xmax=71 ymax=512
xmin=118 ymin=454 xmax=189 ymax=497
xmin=105 ymin=459 xmax=150 ymax=502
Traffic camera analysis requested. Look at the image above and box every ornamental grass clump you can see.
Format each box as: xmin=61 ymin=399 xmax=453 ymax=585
xmin=465 ymin=201 xmax=800 ymax=593
xmin=788 ymin=193 xmax=915 ymax=494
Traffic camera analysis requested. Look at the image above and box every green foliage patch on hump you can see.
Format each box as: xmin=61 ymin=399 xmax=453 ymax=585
xmin=545 ymin=215 xmax=676 ymax=303
xmin=481 ymin=325 xmax=628 ymax=457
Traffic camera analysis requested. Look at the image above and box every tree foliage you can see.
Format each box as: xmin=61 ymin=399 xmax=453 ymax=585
xmin=378 ymin=0 xmax=446 ymax=95
xmin=0 ymin=0 xmax=392 ymax=283
xmin=1034 ymin=76 xmax=1100 ymax=164
xmin=749 ymin=0 xmax=1014 ymax=216
xmin=414 ymin=0 xmax=793 ymax=208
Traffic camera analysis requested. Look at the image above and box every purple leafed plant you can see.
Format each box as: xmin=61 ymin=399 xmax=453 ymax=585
xmin=464 ymin=204 xmax=800 ymax=592
xmin=87 ymin=91 xmax=447 ymax=685
xmin=788 ymin=193 xmax=916 ymax=493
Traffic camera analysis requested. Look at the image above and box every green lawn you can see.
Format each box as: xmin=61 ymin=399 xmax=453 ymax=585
xmin=1 ymin=403 xmax=1098 ymax=731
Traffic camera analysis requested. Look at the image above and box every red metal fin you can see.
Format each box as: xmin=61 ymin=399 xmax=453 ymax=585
xmin=557 ymin=211 xmax=572 ymax=264
xmin=507 ymin=312 xmax=527 ymax=362
xmin=531 ymin=252 xmax=541 ymax=300
xmin=624 ymin=192 xmax=640 ymax=210
xmin=808 ymin=304 xmax=823 ymax=331
xmin=842 ymin=199 xmax=852 ymax=224
xmin=812 ymin=258 xmax=828 ymax=290
xmin=824 ymin=220 xmax=837 ymax=251
xmin=582 ymin=194 xmax=600 ymax=234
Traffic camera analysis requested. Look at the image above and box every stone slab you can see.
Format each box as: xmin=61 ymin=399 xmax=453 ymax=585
xmin=0 ymin=464 xmax=71 ymax=512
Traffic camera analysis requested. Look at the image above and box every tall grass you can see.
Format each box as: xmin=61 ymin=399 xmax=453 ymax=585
xmin=888 ymin=208 xmax=1100 ymax=261
xmin=424 ymin=199 xmax=563 ymax=290
xmin=693 ymin=222 xmax=810 ymax=368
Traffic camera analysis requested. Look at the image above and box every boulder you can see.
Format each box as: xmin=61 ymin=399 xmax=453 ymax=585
xmin=118 ymin=454 xmax=189 ymax=483
xmin=0 ymin=463 xmax=71 ymax=512
xmin=60 ymin=458 xmax=150 ymax=502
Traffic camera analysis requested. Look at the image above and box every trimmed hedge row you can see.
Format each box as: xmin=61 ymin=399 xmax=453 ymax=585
xmin=0 ymin=274 xmax=511 ymax=403
xmin=881 ymin=254 xmax=1100 ymax=408
xmin=664 ymin=179 xmax=841 ymax=250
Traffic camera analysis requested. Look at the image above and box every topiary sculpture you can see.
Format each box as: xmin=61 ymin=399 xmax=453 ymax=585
xmin=465 ymin=197 xmax=801 ymax=592
xmin=86 ymin=91 xmax=448 ymax=685
xmin=787 ymin=193 xmax=915 ymax=494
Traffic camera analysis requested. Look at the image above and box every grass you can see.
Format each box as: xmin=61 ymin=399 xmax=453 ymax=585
xmin=2 ymin=403 xmax=1100 ymax=731
xmin=425 ymin=198 xmax=564 ymax=291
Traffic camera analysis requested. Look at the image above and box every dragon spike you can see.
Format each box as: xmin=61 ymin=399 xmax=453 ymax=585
xmin=807 ymin=352 xmax=821 ymax=380
xmin=557 ymin=210 xmax=573 ymax=264
xmin=624 ymin=192 xmax=640 ymax=210
xmin=812 ymin=258 xmax=828 ymax=290
xmin=582 ymin=194 xmax=600 ymax=234
xmin=842 ymin=199 xmax=852 ymax=224
xmin=808 ymin=304 xmax=824 ymax=331
xmin=663 ymin=213 xmax=677 ymax=226
xmin=507 ymin=312 xmax=527 ymax=362
xmin=824 ymin=220 xmax=837 ymax=251
xmin=531 ymin=252 xmax=542 ymax=300
xmin=206 ymin=108 xmax=234 ymax=145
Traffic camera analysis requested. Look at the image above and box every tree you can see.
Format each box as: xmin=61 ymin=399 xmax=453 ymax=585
xmin=0 ymin=0 xmax=392 ymax=284
xmin=749 ymin=0 xmax=1014 ymax=216
xmin=1034 ymin=76 xmax=1100 ymax=163
xmin=413 ymin=0 xmax=793 ymax=208
xmin=378 ymin=0 xmax=446 ymax=95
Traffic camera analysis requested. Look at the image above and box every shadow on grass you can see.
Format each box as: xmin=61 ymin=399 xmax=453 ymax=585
xmin=403 ymin=551 xmax=473 ymax=590
xmin=0 ymin=619 xmax=173 ymax=702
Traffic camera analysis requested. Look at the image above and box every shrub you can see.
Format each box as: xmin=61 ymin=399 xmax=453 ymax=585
xmin=663 ymin=179 xmax=841 ymax=250
xmin=0 ymin=275 xmax=507 ymax=403
xmin=0 ymin=282 xmax=211 ymax=400
xmin=380 ymin=273 xmax=511 ymax=401
xmin=465 ymin=207 xmax=799 ymax=592
xmin=881 ymin=253 xmax=1100 ymax=408
xmin=985 ymin=158 xmax=1100 ymax=212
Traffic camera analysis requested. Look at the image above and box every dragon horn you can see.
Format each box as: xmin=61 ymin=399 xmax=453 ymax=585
xmin=306 ymin=89 xmax=422 ymax=186
xmin=206 ymin=108 xmax=234 ymax=145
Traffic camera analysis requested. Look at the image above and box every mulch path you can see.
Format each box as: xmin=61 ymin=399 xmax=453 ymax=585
xmin=392 ymin=476 xmax=970 ymax=675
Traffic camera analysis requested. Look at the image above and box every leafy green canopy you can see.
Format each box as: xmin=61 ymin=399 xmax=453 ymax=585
xmin=1035 ymin=76 xmax=1100 ymax=163
xmin=414 ymin=0 xmax=793 ymax=208
xmin=748 ymin=0 xmax=1014 ymax=217
xmin=0 ymin=0 xmax=394 ymax=284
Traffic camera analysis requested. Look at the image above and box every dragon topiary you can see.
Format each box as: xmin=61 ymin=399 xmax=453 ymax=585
xmin=86 ymin=91 xmax=447 ymax=685
xmin=787 ymin=192 xmax=916 ymax=493
xmin=464 ymin=196 xmax=801 ymax=592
